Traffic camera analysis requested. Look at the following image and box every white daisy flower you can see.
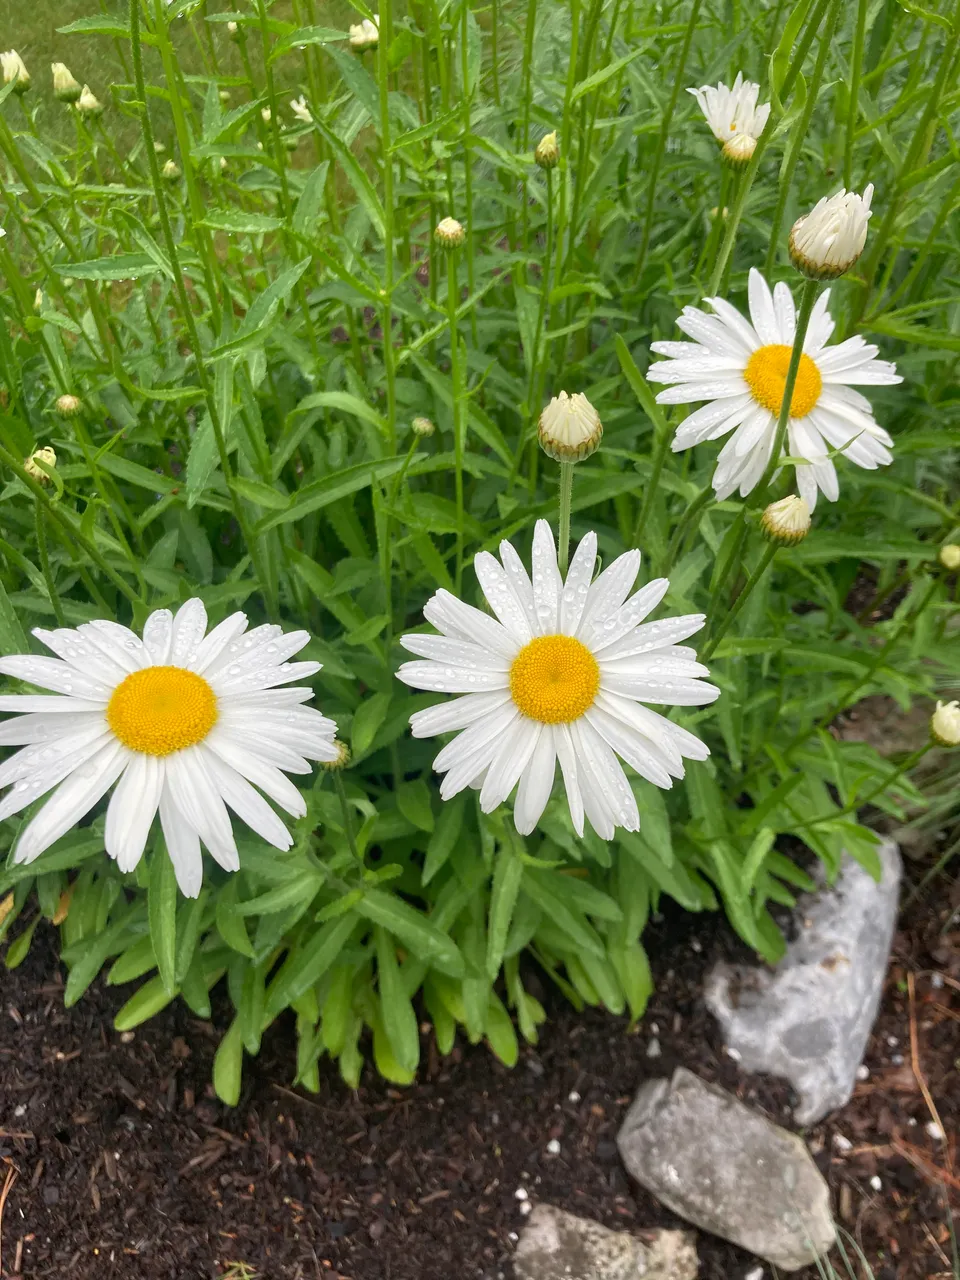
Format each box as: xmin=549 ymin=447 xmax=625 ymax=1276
xmin=397 ymin=522 xmax=719 ymax=840
xmin=688 ymin=71 xmax=770 ymax=149
xmin=0 ymin=600 xmax=338 ymax=897
xmin=646 ymin=267 xmax=903 ymax=510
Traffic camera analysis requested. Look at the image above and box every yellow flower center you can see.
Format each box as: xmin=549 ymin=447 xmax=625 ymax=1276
xmin=107 ymin=665 xmax=218 ymax=756
xmin=744 ymin=344 xmax=822 ymax=419
xmin=509 ymin=635 xmax=600 ymax=724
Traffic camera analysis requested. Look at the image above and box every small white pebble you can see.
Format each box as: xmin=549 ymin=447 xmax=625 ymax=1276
xmin=931 ymin=973 xmax=944 ymax=989
xmin=724 ymin=1045 xmax=742 ymax=1063
xmin=925 ymin=1121 xmax=944 ymax=1142
xmin=567 ymin=1090 xmax=581 ymax=1104
xmin=744 ymin=1268 xmax=765 ymax=1280
xmin=508 ymin=1232 xmax=518 ymax=1243
xmin=832 ymin=1133 xmax=853 ymax=1153
xmin=14 ymin=1104 xmax=26 ymax=1118
xmin=907 ymin=1116 xmax=918 ymax=1127
xmin=690 ymin=939 xmax=702 ymax=953
xmin=891 ymin=1053 xmax=904 ymax=1066
xmin=546 ymin=1139 xmax=561 ymax=1156
xmin=886 ymin=1034 xmax=898 ymax=1047
xmin=856 ymin=1065 xmax=870 ymax=1081
xmin=649 ymin=1022 xmax=659 ymax=1036
xmin=869 ymin=1175 xmax=882 ymax=1192
xmin=646 ymin=1038 xmax=662 ymax=1059
xmin=514 ymin=1187 xmax=528 ymax=1201
xmin=519 ymin=1201 xmax=532 ymax=1216
xmin=120 ymin=1030 xmax=135 ymax=1044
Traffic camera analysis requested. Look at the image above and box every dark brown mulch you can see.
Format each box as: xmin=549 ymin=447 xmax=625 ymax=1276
xmin=1 ymin=867 xmax=957 ymax=1280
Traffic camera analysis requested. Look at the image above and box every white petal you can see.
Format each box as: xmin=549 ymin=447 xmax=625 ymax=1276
xmin=531 ymin=519 xmax=562 ymax=635
xmin=706 ymin=296 xmax=761 ymax=353
xmin=772 ymin=281 xmax=795 ymax=343
xmin=433 ymin=700 xmax=521 ymax=773
xmin=105 ymin=754 xmax=163 ymax=873
xmin=498 ymin=540 xmax=539 ymax=634
xmin=514 ymin=726 xmax=556 ymax=835
xmin=597 ymin=614 xmax=706 ymax=662
xmin=33 ymin=627 xmax=128 ymax=686
xmin=0 ymin=720 xmax=110 ymax=788
xmin=142 ymin=608 xmax=173 ymax=664
xmin=409 ymin=691 xmax=513 ymax=738
xmin=79 ymin=619 xmax=147 ymax=673
xmin=578 ymin=550 xmax=641 ymax=638
xmin=397 ymin=660 xmax=509 ymax=694
xmin=191 ymin=611 xmax=249 ymax=673
xmin=587 ymin=579 xmax=671 ymax=653
xmin=676 ymin=306 xmax=753 ymax=356
xmin=399 ymin=633 xmax=509 ymax=670
xmin=655 ymin=379 xmax=750 ymax=405
xmin=0 ymin=709 xmax=104 ymax=747
xmin=200 ymin=747 xmax=293 ymax=850
xmin=747 ymin=268 xmax=779 ymax=346
xmin=165 ymin=747 xmax=238 ymax=871
xmin=204 ymin=731 xmax=307 ymax=817
xmin=554 ymin=723 xmax=584 ymax=837
xmin=13 ymin=741 xmax=128 ymax=865
xmin=571 ymin=717 xmax=640 ymax=832
xmin=0 ymin=654 xmax=112 ymax=699
xmin=585 ymin=705 xmax=675 ymax=788
xmin=474 ymin=552 xmax=535 ymax=644
xmin=0 ymin=695 xmax=109 ymax=714
xmin=169 ymin=598 xmax=208 ymax=665
xmin=560 ymin=532 xmax=597 ymax=637
xmin=159 ymin=785 xmax=203 ymax=898
xmin=0 ymin=730 xmax=114 ymax=821
xmin=422 ymin=589 xmax=518 ymax=660
xmin=479 ymin=717 xmax=540 ymax=814
xmin=601 ymin=672 xmax=721 ymax=705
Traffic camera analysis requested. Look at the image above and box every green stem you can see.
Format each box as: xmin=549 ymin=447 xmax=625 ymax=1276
xmin=333 ymin=770 xmax=362 ymax=867
xmin=754 ymin=277 xmax=819 ymax=498
xmin=702 ymin=541 xmax=777 ymax=660
xmin=35 ymin=498 xmax=67 ymax=627
xmin=377 ymin=0 xmax=398 ymax=456
xmin=558 ymin=462 xmax=575 ymax=575
xmin=447 ymin=249 xmax=465 ymax=591
xmin=843 ymin=0 xmax=868 ymax=189
xmin=665 ymin=485 xmax=714 ymax=569
xmin=633 ymin=413 xmax=673 ymax=547
xmin=518 ymin=0 xmax=539 ymax=259
xmin=634 ymin=0 xmax=702 ymax=284
xmin=460 ymin=0 xmax=477 ymax=343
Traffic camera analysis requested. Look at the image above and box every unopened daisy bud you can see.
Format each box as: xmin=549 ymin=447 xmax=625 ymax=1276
xmin=76 ymin=84 xmax=103 ymax=117
xmin=411 ymin=416 xmax=435 ymax=437
xmin=261 ymin=106 xmax=272 ymax=124
xmin=722 ymin=131 xmax=756 ymax=170
xmin=789 ymin=185 xmax=874 ymax=281
xmin=290 ymin=95 xmax=312 ymax=124
xmin=931 ymin=700 xmax=960 ymax=748
xmin=51 ymin=62 xmax=82 ymax=104
xmin=153 ymin=140 xmax=166 ymax=155
xmin=538 ymin=391 xmax=603 ymax=463
xmin=939 ymin=544 xmax=960 ymax=571
xmin=321 ymin=740 xmax=352 ymax=771
xmin=348 ymin=16 xmax=379 ymax=50
xmin=1 ymin=50 xmax=31 ymax=95
xmin=226 ymin=19 xmax=242 ymax=39
xmin=219 ymin=156 xmax=228 ymax=172
xmin=23 ymin=446 xmax=56 ymax=484
xmin=219 ymin=89 xmax=231 ymax=104
xmin=34 ymin=288 xmax=44 ymax=312
xmin=535 ymin=131 xmax=559 ymax=170
xmin=761 ymin=495 xmax=810 ymax=545
xmin=55 ymin=393 xmax=82 ymax=418
xmin=435 ymin=217 xmax=465 ymax=250
xmin=162 ymin=158 xmax=181 ymax=181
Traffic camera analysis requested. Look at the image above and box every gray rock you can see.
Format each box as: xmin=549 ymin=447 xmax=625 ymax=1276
xmin=706 ymin=839 xmax=901 ymax=1124
xmin=617 ymin=1068 xmax=835 ymax=1272
xmin=513 ymin=1204 xmax=698 ymax=1280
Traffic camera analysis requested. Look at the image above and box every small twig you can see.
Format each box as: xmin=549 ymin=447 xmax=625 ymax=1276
xmin=908 ymin=971 xmax=953 ymax=1173
xmin=0 ymin=1162 xmax=19 ymax=1275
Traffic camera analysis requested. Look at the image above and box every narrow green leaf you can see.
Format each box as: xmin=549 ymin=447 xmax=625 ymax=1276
xmin=486 ymin=844 xmax=523 ymax=980
xmin=375 ymin=926 xmax=420 ymax=1073
xmin=213 ymin=1017 xmax=244 ymax=1106
xmin=354 ymin=889 xmax=465 ymax=977
xmin=148 ymin=845 xmax=178 ymax=996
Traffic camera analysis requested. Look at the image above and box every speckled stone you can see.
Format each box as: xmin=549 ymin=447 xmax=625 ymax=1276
xmin=617 ymin=1068 xmax=835 ymax=1272
xmin=513 ymin=1204 xmax=698 ymax=1280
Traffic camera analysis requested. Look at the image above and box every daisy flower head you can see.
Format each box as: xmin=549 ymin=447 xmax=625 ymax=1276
xmin=790 ymin=185 xmax=874 ymax=280
xmin=646 ymin=267 xmax=903 ymax=510
xmin=0 ymin=600 xmax=338 ymax=897
xmin=397 ymin=521 xmax=719 ymax=840
xmin=688 ymin=72 xmax=770 ymax=166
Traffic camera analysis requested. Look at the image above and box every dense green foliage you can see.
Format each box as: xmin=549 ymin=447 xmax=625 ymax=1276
xmin=0 ymin=0 xmax=958 ymax=1100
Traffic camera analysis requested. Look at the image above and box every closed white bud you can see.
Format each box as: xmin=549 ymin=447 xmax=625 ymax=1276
xmin=55 ymin=393 xmax=82 ymax=418
xmin=538 ymin=391 xmax=603 ymax=463
xmin=411 ymin=416 xmax=435 ymax=437
xmin=162 ymin=158 xmax=181 ymax=181
xmin=790 ymin=185 xmax=874 ymax=280
xmin=348 ymin=16 xmax=379 ymax=50
xmin=435 ymin=216 xmax=465 ymax=249
xmin=23 ymin=446 xmax=56 ymax=483
xmin=219 ymin=89 xmax=231 ymax=104
xmin=261 ymin=106 xmax=272 ymax=124
xmin=931 ymin=700 xmax=960 ymax=748
xmin=1 ymin=51 xmax=30 ymax=95
xmin=76 ymin=84 xmax=103 ymax=117
xmin=761 ymin=495 xmax=811 ymax=545
xmin=290 ymin=95 xmax=312 ymax=124
xmin=939 ymin=544 xmax=960 ymax=571
xmin=51 ymin=62 xmax=82 ymax=104
xmin=226 ymin=20 xmax=241 ymax=38
xmin=535 ymin=131 xmax=559 ymax=170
